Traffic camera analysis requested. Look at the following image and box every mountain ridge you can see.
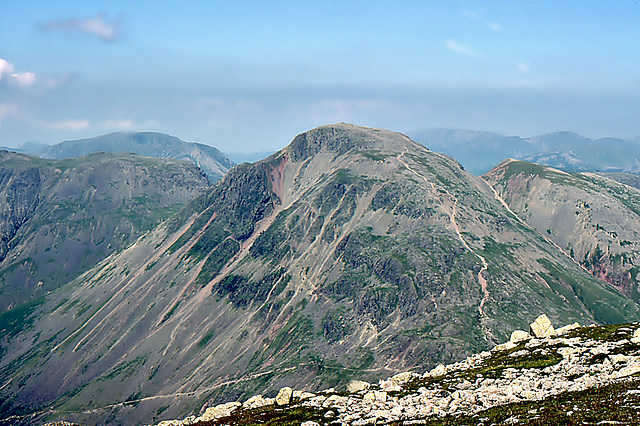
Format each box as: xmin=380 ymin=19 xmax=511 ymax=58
xmin=38 ymin=131 xmax=234 ymax=182
xmin=1 ymin=124 xmax=639 ymax=425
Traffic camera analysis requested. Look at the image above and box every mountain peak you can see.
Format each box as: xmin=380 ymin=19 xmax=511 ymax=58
xmin=287 ymin=123 xmax=420 ymax=161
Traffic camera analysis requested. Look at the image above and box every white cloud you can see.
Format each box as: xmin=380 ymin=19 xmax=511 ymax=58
xmin=0 ymin=58 xmax=39 ymax=88
xmin=39 ymin=13 xmax=121 ymax=41
xmin=445 ymin=39 xmax=482 ymax=58
xmin=0 ymin=58 xmax=15 ymax=81
xmin=10 ymin=72 xmax=37 ymax=88
xmin=488 ymin=22 xmax=502 ymax=32
xmin=517 ymin=62 xmax=531 ymax=73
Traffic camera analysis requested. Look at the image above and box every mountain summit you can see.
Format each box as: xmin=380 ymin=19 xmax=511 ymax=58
xmin=41 ymin=132 xmax=235 ymax=182
xmin=1 ymin=124 xmax=638 ymax=425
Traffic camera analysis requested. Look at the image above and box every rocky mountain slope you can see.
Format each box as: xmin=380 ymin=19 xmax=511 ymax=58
xmin=0 ymin=150 xmax=211 ymax=313
xmin=136 ymin=315 xmax=640 ymax=426
xmin=2 ymin=124 xmax=638 ymax=425
xmin=484 ymin=160 xmax=640 ymax=303
xmin=410 ymin=129 xmax=640 ymax=175
xmin=40 ymin=132 xmax=235 ymax=182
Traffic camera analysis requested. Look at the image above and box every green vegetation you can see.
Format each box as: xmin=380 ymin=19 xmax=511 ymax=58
xmin=0 ymin=298 xmax=43 ymax=341
xmin=537 ymin=258 xmax=639 ymax=324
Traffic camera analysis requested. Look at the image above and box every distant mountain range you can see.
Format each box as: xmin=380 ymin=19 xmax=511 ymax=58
xmin=14 ymin=132 xmax=235 ymax=182
xmin=410 ymin=129 xmax=640 ymax=175
xmin=2 ymin=124 xmax=639 ymax=425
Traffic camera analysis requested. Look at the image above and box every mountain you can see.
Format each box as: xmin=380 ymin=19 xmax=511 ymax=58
xmin=2 ymin=124 xmax=637 ymax=425
xmin=41 ymin=132 xmax=235 ymax=182
xmin=522 ymin=135 xmax=640 ymax=173
xmin=409 ymin=129 xmax=640 ymax=175
xmin=484 ymin=160 xmax=640 ymax=302
xmin=0 ymin=150 xmax=211 ymax=313
xmin=409 ymin=129 xmax=535 ymax=175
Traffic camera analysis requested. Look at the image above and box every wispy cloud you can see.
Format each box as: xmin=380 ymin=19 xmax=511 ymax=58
xmin=43 ymin=119 xmax=92 ymax=131
xmin=517 ymin=62 xmax=531 ymax=73
xmin=101 ymin=119 xmax=157 ymax=130
xmin=38 ymin=13 xmax=122 ymax=42
xmin=445 ymin=39 xmax=482 ymax=58
xmin=11 ymin=72 xmax=37 ymax=88
xmin=463 ymin=10 xmax=502 ymax=32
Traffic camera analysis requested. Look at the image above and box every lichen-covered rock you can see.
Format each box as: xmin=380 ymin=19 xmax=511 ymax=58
xmin=347 ymin=380 xmax=371 ymax=392
xmin=243 ymin=394 xmax=270 ymax=409
xmin=275 ymin=386 xmax=293 ymax=405
xmin=198 ymin=401 xmax=241 ymax=422
xmin=510 ymin=330 xmax=530 ymax=343
xmin=556 ymin=322 xmax=580 ymax=335
xmin=530 ymin=314 xmax=555 ymax=338
xmin=428 ymin=363 xmax=447 ymax=377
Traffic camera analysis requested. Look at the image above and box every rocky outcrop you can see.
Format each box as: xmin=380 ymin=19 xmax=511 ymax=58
xmin=150 ymin=318 xmax=640 ymax=426
xmin=529 ymin=314 xmax=555 ymax=338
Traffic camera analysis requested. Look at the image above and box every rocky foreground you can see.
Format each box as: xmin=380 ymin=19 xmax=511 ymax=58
xmin=124 ymin=315 xmax=640 ymax=426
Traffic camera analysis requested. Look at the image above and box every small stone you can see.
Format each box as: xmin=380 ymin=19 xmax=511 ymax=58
xmin=390 ymin=371 xmax=418 ymax=385
xmin=243 ymin=394 xmax=269 ymax=409
xmin=299 ymin=391 xmax=316 ymax=400
xmin=530 ymin=314 xmax=555 ymax=338
xmin=493 ymin=342 xmax=517 ymax=352
xmin=556 ymin=322 xmax=580 ymax=336
xmin=347 ymin=380 xmax=371 ymax=392
xmin=199 ymin=402 xmax=241 ymax=421
xmin=324 ymin=410 xmax=336 ymax=418
xmin=429 ymin=364 xmax=447 ymax=377
xmin=510 ymin=330 xmax=530 ymax=343
xmin=301 ymin=422 xmax=321 ymax=426
xmin=275 ymin=387 xmax=293 ymax=406
xmin=379 ymin=379 xmax=402 ymax=392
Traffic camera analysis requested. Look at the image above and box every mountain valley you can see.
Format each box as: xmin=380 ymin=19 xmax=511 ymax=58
xmin=1 ymin=124 xmax=639 ymax=425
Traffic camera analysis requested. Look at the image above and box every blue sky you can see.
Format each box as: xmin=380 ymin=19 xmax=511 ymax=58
xmin=0 ymin=0 xmax=638 ymax=152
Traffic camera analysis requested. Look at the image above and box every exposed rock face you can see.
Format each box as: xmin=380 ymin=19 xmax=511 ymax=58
xmin=0 ymin=150 xmax=211 ymax=311
xmin=529 ymin=314 xmax=555 ymax=338
xmin=2 ymin=124 xmax=639 ymax=425
xmin=484 ymin=160 xmax=640 ymax=302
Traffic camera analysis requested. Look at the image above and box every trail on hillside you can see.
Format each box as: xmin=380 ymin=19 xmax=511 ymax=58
xmin=398 ymin=152 xmax=491 ymax=317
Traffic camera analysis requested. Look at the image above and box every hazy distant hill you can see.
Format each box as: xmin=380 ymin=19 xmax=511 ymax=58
xmin=42 ymin=132 xmax=235 ymax=182
xmin=409 ymin=129 xmax=535 ymax=174
xmin=410 ymin=129 xmax=640 ymax=175
xmin=3 ymin=124 xmax=637 ymax=425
